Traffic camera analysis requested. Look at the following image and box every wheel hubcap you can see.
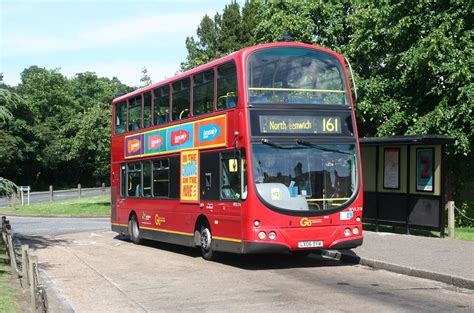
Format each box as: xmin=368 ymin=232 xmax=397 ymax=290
xmin=133 ymin=220 xmax=139 ymax=238
xmin=201 ymin=228 xmax=211 ymax=250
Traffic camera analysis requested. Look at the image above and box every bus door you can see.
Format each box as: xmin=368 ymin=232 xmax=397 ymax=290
xmin=200 ymin=151 xmax=243 ymax=240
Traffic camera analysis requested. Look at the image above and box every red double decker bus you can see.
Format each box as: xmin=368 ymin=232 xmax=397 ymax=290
xmin=111 ymin=42 xmax=363 ymax=260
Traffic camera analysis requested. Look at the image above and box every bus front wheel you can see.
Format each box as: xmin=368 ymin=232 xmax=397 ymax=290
xmin=129 ymin=214 xmax=142 ymax=245
xmin=200 ymin=225 xmax=216 ymax=261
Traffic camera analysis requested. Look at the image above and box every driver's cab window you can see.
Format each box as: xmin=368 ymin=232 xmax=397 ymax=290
xmin=221 ymin=157 xmax=241 ymax=200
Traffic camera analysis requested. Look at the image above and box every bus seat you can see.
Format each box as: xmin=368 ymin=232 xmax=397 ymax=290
xmin=226 ymin=96 xmax=237 ymax=109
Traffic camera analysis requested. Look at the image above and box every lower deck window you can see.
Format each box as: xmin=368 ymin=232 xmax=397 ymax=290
xmin=127 ymin=163 xmax=142 ymax=197
xmin=143 ymin=162 xmax=152 ymax=197
xmin=221 ymin=157 xmax=241 ymax=200
xmin=153 ymin=159 xmax=169 ymax=197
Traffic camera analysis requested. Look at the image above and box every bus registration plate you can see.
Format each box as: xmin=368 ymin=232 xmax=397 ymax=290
xmin=298 ymin=240 xmax=323 ymax=248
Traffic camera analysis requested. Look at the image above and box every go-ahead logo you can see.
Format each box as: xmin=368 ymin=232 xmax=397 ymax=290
xmin=300 ymin=217 xmax=322 ymax=227
xmin=155 ymin=214 xmax=166 ymax=226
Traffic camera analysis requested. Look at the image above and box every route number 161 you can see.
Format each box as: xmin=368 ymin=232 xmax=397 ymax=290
xmin=322 ymin=118 xmax=340 ymax=133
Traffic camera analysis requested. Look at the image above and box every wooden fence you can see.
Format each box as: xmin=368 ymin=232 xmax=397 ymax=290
xmin=1 ymin=216 xmax=48 ymax=312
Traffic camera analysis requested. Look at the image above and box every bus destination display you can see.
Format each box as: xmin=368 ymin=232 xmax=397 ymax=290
xmin=259 ymin=115 xmax=342 ymax=134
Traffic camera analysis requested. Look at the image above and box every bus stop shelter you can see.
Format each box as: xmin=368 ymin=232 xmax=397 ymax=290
xmin=360 ymin=135 xmax=453 ymax=236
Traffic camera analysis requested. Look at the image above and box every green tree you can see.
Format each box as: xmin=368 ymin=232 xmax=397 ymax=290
xmin=7 ymin=67 xmax=133 ymax=189
xmin=349 ymin=0 xmax=473 ymax=157
xmin=67 ymin=102 xmax=111 ymax=180
xmin=0 ymin=88 xmax=29 ymax=195
xmin=181 ymin=0 xmax=261 ymax=70
xmin=67 ymin=72 xmax=129 ymax=184
xmin=255 ymin=1 xmax=315 ymax=44
xmin=0 ymin=177 xmax=17 ymax=197
xmin=254 ymin=0 xmax=354 ymax=52
xmin=140 ymin=67 xmax=152 ymax=88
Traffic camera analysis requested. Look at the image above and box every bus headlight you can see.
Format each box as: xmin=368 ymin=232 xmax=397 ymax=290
xmin=344 ymin=228 xmax=351 ymax=237
xmin=352 ymin=227 xmax=359 ymax=235
xmin=356 ymin=216 xmax=361 ymax=223
xmin=268 ymin=231 xmax=277 ymax=240
xmin=258 ymin=231 xmax=266 ymax=240
xmin=254 ymin=220 xmax=261 ymax=227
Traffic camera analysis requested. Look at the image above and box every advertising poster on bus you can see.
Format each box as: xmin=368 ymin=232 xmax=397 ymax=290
xmin=180 ymin=150 xmax=199 ymax=202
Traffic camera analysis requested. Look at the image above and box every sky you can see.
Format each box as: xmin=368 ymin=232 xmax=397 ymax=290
xmin=0 ymin=0 xmax=239 ymax=87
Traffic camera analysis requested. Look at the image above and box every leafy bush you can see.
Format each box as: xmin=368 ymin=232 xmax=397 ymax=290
xmin=455 ymin=201 xmax=474 ymax=228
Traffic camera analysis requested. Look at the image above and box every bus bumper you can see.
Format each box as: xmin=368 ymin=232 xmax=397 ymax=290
xmin=241 ymin=241 xmax=290 ymax=254
xmin=328 ymin=237 xmax=363 ymax=250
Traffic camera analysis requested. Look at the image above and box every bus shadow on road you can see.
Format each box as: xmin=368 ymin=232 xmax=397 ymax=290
xmin=114 ymin=234 xmax=355 ymax=270
xmin=114 ymin=234 xmax=202 ymax=258
xmin=216 ymin=251 xmax=354 ymax=270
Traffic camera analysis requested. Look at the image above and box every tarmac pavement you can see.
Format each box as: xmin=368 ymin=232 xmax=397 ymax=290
xmin=6 ymin=215 xmax=473 ymax=311
xmin=23 ymin=230 xmax=473 ymax=312
xmin=340 ymin=231 xmax=474 ymax=289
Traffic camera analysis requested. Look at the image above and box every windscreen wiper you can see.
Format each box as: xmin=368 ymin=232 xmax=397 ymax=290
xmin=295 ymin=139 xmax=353 ymax=155
xmin=261 ymin=138 xmax=288 ymax=149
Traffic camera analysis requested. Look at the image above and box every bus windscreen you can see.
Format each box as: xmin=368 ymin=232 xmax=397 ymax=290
xmin=247 ymin=47 xmax=349 ymax=106
xmin=252 ymin=143 xmax=357 ymax=212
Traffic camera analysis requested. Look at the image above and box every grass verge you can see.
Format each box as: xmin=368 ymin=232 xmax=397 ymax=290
xmin=454 ymin=227 xmax=474 ymax=241
xmin=0 ymin=195 xmax=110 ymax=217
xmin=363 ymin=223 xmax=474 ymax=241
xmin=0 ymin=242 xmax=17 ymax=313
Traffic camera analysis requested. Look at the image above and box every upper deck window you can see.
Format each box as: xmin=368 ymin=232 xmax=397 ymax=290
xmin=172 ymin=78 xmax=190 ymax=121
xmin=247 ymin=47 xmax=349 ymax=106
xmin=143 ymin=92 xmax=152 ymax=128
xmin=114 ymin=101 xmax=127 ymax=135
xmin=193 ymin=69 xmax=215 ymax=116
xmin=128 ymin=95 xmax=142 ymax=131
xmin=153 ymin=85 xmax=170 ymax=125
xmin=217 ymin=62 xmax=238 ymax=110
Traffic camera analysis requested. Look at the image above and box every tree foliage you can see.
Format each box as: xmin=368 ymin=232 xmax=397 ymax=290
xmin=349 ymin=0 xmax=473 ymax=157
xmin=0 ymin=67 xmax=133 ymax=189
xmin=180 ymin=0 xmax=261 ymax=70
xmin=140 ymin=67 xmax=152 ymax=88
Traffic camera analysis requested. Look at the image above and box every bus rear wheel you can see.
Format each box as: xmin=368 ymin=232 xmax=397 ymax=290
xmin=129 ymin=214 xmax=142 ymax=244
xmin=200 ymin=225 xmax=216 ymax=261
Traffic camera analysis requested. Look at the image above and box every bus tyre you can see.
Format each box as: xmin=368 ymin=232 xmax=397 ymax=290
xmin=129 ymin=214 xmax=142 ymax=244
xmin=200 ymin=225 xmax=216 ymax=261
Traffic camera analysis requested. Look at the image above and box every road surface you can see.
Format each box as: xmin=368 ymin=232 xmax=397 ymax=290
xmin=6 ymin=217 xmax=472 ymax=312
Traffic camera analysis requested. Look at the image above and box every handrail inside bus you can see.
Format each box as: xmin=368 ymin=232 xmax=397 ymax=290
xmin=248 ymin=87 xmax=345 ymax=93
